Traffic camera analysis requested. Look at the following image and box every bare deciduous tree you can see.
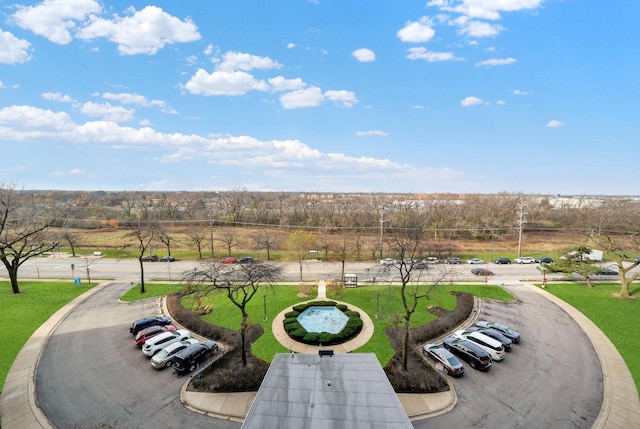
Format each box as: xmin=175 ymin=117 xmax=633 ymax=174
xmin=128 ymin=219 xmax=158 ymax=294
xmin=184 ymin=261 xmax=282 ymax=366
xmin=0 ymin=184 xmax=60 ymax=294
xmin=216 ymin=228 xmax=239 ymax=256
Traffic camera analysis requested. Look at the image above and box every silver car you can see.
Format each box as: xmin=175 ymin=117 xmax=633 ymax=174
xmin=150 ymin=338 xmax=199 ymax=369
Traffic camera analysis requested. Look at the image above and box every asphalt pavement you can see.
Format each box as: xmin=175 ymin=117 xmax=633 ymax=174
xmin=1 ymin=261 xmax=639 ymax=428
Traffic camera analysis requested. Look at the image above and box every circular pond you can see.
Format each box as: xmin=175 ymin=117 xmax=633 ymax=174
xmin=297 ymin=306 xmax=349 ymax=334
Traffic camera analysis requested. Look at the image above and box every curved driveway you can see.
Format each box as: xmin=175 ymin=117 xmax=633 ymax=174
xmin=416 ymin=283 xmax=603 ymax=428
xmin=35 ymin=282 xmax=236 ymax=429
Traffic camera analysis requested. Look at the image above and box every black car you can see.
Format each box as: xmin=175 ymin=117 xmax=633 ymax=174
xmin=159 ymin=255 xmax=175 ymax=262
xmin=238 ymin=256 xmax=255 ymax=264
xmin=597 ymin=268 xmax=618 ymax=276
xmin=172 ymin=341 xmax=218 ymax=375
xmin=141 ymin=254 xmax=158 ymax=262
xmin=476 ymin=321 xmax=521 ymax=343
xmin=536 ymin=257 xmax=554 ymax=263
xmin=471 ymin=267 xmax=494 ymax=276
xmin=443 ymin=337 xmax=492 ymax=371
xmin=130 ymin=315 xmax=172 ymax=335
xmin=468 ymin=327 xmax=513 ymax=351
xmin=493 ymin=257 xmax=511 ymax=264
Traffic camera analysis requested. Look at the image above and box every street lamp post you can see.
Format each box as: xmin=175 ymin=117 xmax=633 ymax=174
xmin=263 ymin=294 xmax=268 ymax=322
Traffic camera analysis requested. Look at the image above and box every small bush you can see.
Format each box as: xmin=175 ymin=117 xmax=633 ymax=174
xmin=283 ymin=301 xmax=362 ymax=345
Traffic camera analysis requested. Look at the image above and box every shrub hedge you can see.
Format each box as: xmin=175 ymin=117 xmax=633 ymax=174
xmin=283 ymin=300 xmax=363 ymax=345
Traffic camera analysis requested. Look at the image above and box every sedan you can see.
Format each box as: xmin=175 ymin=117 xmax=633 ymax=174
xmin=134 ymin=325 xmax=176 ymax=347
xmin=597 ymin=268 xmax=618 ymax=276
xmin=413 ymin=260 xmax=428 ymax=270
xmin=476 ymin=320 xmax=521 ymax=343
xmin=220 ymin=256 xmax=237 ymax=264
xmin=536 ymin=257 xmax=554 ymax=263
xmin=466 ymin=258 xmax=485 ymax=264
xmin=379 ymin=258 xmax=396 ymax=266
xmin=514 ymin=256 xmax=536 ymax=264
xmin=159 ymin=255 xmax=175 ymax=262
xmin=443 ymin=257 xmax=461 ymax=264
xmin=442 ymin=337 xmax=492 ymax=371
xmin=140 ymin=254 xmax=158 ymax=262
xmin=423 ymin=344 xmax=464 ymax=377
xmin=238 ymin=256 xmax=255 ymax=264
xmin=471 ymin=267 xmax=493 ymax=276
xmin=151 ymin=338 xmax=200 ymax=370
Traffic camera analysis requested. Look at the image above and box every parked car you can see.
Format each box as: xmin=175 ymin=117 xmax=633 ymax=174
xmin=471 ymin=267 xmax=494 ymax=276
xmin=442 ymin=337 xmax=492 ymax=371
xmin=151 ymin=339 xmax=200 ymax=370
xmin=159 ymin=255 xmax=175 ymax=262
xmin=493 ymin=257 xmax=511 ymax=264
xmin=413 ymin=260 xmax=428 ymax=270
xmin=141 ymin=254 xmax=158 ymax=262
xmin=379 ymin=258 xmax=396 ymax=266
xmin=536 ymin=257 xmax=554 ymax=263
xmin=238 ymin=256 xmax=255 ymax=264
xmin=468 ymin=327 xmax=513 ymax=351
xmin=130 ymin=315 xmax=172 ymax=335
xmin=426 ymin=257 xmax=439 ymax=264
xmin=220 ymin=256 xmax=237 ymax=264
xmin=597 ymin=268 xmax=618 ymax=276
xmin=172 ymin=340 xmax=218 ymax=375
xmin=142 ymin=329 xmax=191 ymax=357
xmin=134 ymin=325 xmax=176 ymax=346
xmin=514 ymin=256 xmax=536 ymax=264
xmin=443 ymin=257 xmax=461 ymax=264
xmin=423 ymin=344 xmax=464 ymax=377
xmin=476 ymin=321 xmax=521 ymax=343
xmin=466 ymin=258 xmax=485 ymax=264
xmin=454 ymin=330 xmax=505 ymax=361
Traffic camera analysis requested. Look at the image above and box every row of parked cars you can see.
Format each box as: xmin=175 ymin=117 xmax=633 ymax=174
xmin=423 ymin=320 xmax=521 ymax=376
xmin=130 ymin=316 xmax=218 ymax=374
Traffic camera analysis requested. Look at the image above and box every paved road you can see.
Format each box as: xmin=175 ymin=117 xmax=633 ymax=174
xmin=417 ymin=283 xmax=602 ymax=429
xmin=35 ymin=282 xmax=237 ymax=429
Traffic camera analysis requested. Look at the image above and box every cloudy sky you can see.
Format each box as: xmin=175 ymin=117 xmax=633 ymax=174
xmin=1 ymin=0 xmax=638 ymax=194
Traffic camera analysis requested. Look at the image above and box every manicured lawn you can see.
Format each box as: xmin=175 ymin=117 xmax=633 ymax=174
xmin=185 ymin=283 xmax=515 ymax=366
xmin=120 ymin=283 xmax=185 ymax=301
xmin=544 ymin=282 xmax=640 ymax=396
xmin=0 ymin=281 xmax=95 ymax=393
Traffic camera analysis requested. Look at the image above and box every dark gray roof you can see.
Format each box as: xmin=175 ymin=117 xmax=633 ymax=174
xmin=241 ymin=353 xmax=413 ymax=429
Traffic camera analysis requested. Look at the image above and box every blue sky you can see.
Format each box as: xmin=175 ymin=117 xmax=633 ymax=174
xmin=1 ymin=0 xmax=638 ymax=194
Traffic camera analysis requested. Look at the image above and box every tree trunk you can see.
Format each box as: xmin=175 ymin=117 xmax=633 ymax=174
xmin=585 ymin=276 xmax=594 ymax=288
xmin=9 ymin=265 xmax=20 ymax=294
xmin=240 ymin=313 xmax=248 ymax=366
xmin=619 ymin=276 xmax=631 ymax=298
xmin=402 ymin=317 xmax=410 ymax=371
xmin=139 ymin=260 xmax=146 ymax=293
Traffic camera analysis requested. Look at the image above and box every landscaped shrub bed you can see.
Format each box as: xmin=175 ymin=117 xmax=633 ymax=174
xmin=283 ymin=300 xmax=363 ymax=345
xmin=410 ymin=291 xmax=475 ymax=345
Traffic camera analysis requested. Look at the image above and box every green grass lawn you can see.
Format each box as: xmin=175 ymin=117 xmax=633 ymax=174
xmin=119 ymin=283 xmax=185 ymax=301
xmin=184 ymin=283 xmax=515 ymax=366
xmin=0 ymin=281 xmax=95 ymax=393
xmin=544 ymin=282 xmax=640 ymax=396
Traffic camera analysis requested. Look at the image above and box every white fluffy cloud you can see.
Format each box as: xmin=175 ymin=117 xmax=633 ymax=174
xmin=455 ymin=18 xmax=503 ymax=37
xmin=12 ymin=0 xmax=102 ymax=44
xmin=80 ymin=102 xmax=134 ymax=122
xmin=42 ymin=92 xmax=76 ymax=103
xmin=356 ymin=130 xmax=390 ymax=136
xmin=267 ymin=76 xmax=306 ymax=92
xmin=406 ymin=47 xmax=456 ymax=62
xmin=475 ymin=57 xmax=517 ymax=66
xmin=279 ymin=87 xmax=325 ymax=109
xmin=216 ymin=51 xmax=282 ymax=72
xmin=461 ymin=96 xmax=485 ymax=106
xmin=184 ymin=69 xmax=269 ymax=96
xmin=397 ymin=17 xmax=436 ymax=43
xmin=0 ymin=29 xmax=32 ymax=64
xmin=352 ymin=48 xmax=375 ymax=62
xmin=546 ymin=119 xmax=566 ymax=128
xmin=76 ymin=6 xmax=200 ymax=55
xmin=428 ymin=0 xmax=543 ymax=20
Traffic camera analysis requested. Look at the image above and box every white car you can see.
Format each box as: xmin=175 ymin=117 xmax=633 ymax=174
xmin=150 ymin=338 xmax=199 ymax=369
xmin=454 ymin=329 xmax=505 ymax=361
xmin=379 ymin=258 xmax=396 ymax=266
xmin=466 ymin=258 xmax=485 ymax=264
xmin=513 ymin=256 xmax=536 ymax=264
xmin=142 ymin=329 xmax=191 ymax=357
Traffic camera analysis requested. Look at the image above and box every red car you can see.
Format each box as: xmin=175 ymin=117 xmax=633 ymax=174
xmin=220 ymin=256 xmax=237 ymax=264
xmin=134 ymin=325 xmax=176 ymax=346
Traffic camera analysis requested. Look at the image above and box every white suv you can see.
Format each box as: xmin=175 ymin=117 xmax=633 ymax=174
xmin=513 ymin=256 xmax=536 ymax=264
xmin=454 ymin=329 xmax=505 ymax=361
xmin=142 ymin=329 xmax=191 ymax=357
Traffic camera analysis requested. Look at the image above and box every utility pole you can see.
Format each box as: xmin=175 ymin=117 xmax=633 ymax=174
xmin=516 ymin=199 xmax=528 ymax=257
xmin=378 ymin=207 xmax=385 ymax=260
xmin=208 ymin=193 xmax=214 ymax=258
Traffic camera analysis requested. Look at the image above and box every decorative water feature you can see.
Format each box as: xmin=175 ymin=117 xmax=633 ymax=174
xmin=297 ymin=306 xmax=349 ymax=334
